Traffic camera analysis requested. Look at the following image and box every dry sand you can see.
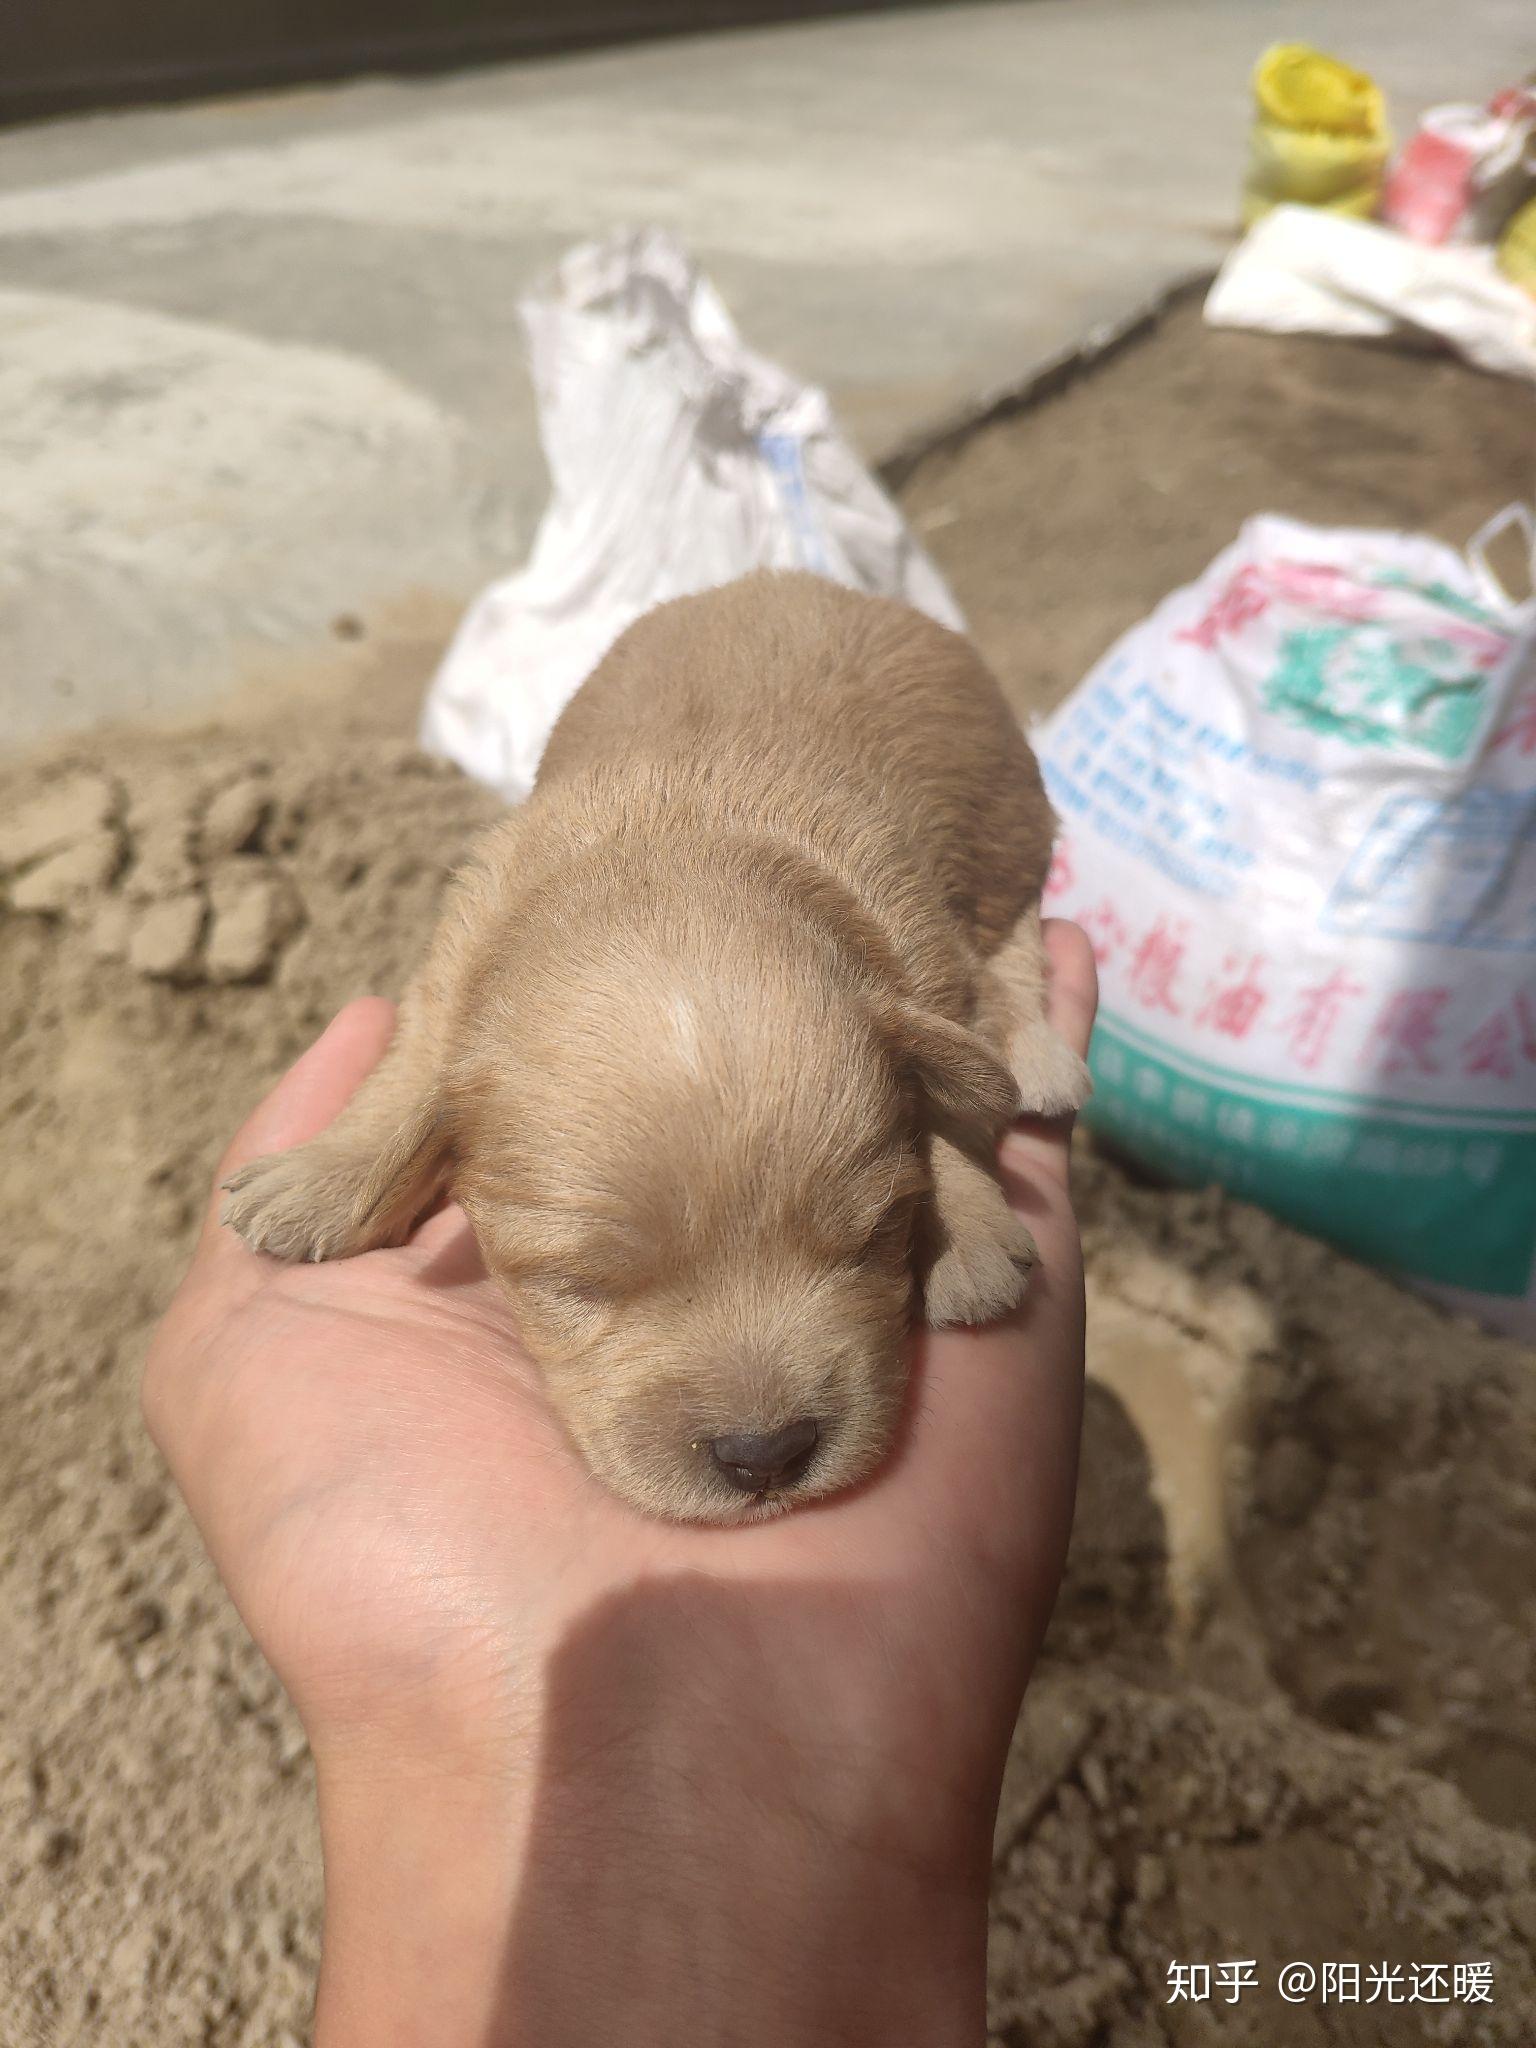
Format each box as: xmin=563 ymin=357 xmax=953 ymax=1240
xmin=2 ymin=304 xmax=1534 ymax=2045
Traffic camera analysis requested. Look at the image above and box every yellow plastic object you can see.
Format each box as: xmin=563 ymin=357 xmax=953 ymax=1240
xmin=1499 ymin=195 xmax=1536 ymax=296
xmin=1243 ymin=43 xmax=1391 ymax=226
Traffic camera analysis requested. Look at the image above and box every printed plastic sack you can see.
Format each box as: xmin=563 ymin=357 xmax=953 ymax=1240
xmin=1205 ymin=205 xmax=1536 ymax=385
xmin=1243 ymin=43 xmax=1390 ymax=227
xmin=1033 ymin=509 xmax=1536 ymax=1336
xmin=421 ymin=227 xmax=963 ymax=800
xmin=1382 ymin=83 xmax=1536 ymax=247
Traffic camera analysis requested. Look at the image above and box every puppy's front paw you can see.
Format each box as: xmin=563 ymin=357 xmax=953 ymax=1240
xmin=923 ymin=1200 xmax=1038 ymax=1328
xmin=1009 ymin=1021 xmax=1092 ymax=1117
xmin=222 ymin=1144 xmax=389 ymax=1263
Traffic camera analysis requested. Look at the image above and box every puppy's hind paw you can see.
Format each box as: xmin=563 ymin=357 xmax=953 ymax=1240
xmin=222 ymin=1144 xmax=388 ymax=1264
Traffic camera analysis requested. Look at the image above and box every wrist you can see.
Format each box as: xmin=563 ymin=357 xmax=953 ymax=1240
xmin=310 ymin=1675 xmax=990 ymax=2048
xmin=314 ymin=1756 xmax=532 ymax=2048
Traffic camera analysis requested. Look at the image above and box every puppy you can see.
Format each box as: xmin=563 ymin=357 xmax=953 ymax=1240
xmin=224 ymin=573 xmax=1089 ymax=1520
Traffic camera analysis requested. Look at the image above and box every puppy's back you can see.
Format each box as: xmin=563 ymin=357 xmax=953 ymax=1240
xmin=536 ymin=571 xmax=1052 ymax=953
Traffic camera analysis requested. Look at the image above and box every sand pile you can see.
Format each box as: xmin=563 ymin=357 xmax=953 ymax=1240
xmin=2 ymin=308 xmax=1534 ymax=2045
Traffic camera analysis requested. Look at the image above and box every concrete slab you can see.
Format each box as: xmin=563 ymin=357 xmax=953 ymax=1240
xmin=0 ymin=290 xmax=503 ymax=734
xmin=1 ymin=0 xmax=1529 ymax=746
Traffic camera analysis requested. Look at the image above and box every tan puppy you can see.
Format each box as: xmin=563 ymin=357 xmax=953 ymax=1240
xmin=224 ymin=573 xmax=1088 ymax=1520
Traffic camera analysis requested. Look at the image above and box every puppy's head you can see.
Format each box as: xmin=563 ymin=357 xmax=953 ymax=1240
xmin=446 ymin=934 xmax=1014 ymax=1522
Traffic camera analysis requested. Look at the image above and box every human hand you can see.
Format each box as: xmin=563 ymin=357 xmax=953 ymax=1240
xmin=145 ymin=921 xmax=1098 ymax=2048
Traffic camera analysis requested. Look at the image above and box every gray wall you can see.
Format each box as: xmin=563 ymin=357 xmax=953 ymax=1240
xmin=0 ymin=0 xmax=922 ymax=123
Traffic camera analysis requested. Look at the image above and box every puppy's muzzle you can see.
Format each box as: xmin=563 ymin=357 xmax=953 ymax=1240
xmin=706 ymin=1417 xmax=820 ymax=1495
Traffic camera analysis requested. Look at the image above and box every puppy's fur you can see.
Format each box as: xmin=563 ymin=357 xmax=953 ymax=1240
xmin=225 ymin=573 xmax=1088 ymax=1520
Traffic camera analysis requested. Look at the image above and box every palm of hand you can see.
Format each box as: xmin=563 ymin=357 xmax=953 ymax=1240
xmin=148 ymin=931 xmax=1092 ymax=1855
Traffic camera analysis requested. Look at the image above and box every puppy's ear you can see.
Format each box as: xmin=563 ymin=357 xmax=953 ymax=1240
xmin=884 ymin=1003 xmax=1019 ymax=1145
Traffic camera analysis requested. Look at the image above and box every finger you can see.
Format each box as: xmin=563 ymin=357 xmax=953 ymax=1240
xmin=930 ymin=915 xmax=1094 ymax=1386
xmin=1000 ymin=918 xmax=1099 ymax=1189
xmin=911 ymin=921 xmax=1095 ymax=1571
xmin=1042 ymin=917 xmax=1098 ymax=1060
xmin=409 ymin=1199 xmax=479 ymax=1259
xmin=195 ymin=998 xmax=398 ymax=1256
xmin=146 ymin=1001 xmax=398 ymax=1446
xmin=909 ymin=1244 xmax=1085 ymax=1632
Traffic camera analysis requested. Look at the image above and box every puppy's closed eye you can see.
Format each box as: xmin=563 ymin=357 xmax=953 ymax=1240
xmin=819 ymin=1149 xmax=927 ymax=1268
xmin=520 ymin=1269 xmax=613 ymax=1309
xmin=465 ymin=1201 xmax=656 ymax=1299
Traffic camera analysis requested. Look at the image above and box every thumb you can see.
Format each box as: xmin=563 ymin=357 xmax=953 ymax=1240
xmin=196 ymin=998 xmax=398 ymax=1259
xmin=147 ymin=1000 xmax=399 ymax=1452
xmin=1000 ymin=918 xmax=1098 ymax=1191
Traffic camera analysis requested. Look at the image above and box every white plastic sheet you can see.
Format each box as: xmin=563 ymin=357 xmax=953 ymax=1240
xmin=420 ymin=227 xmax=962 ymax=800
xmin=1204 ymin=204 xmax=1536 ymax=384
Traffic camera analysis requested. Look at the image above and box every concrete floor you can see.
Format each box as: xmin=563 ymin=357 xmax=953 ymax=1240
xmin=2 ymin=0 xmax=1529 ymax=745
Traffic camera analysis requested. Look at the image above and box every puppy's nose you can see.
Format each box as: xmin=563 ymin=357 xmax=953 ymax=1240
xmin=708 ymin=1418 xmax=820 ymax=1494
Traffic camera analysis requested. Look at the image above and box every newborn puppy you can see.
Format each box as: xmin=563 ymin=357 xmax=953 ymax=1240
xmin=224 ymin=573 xmax=1089 ymax=1520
